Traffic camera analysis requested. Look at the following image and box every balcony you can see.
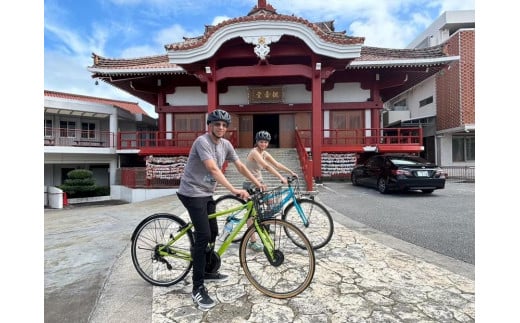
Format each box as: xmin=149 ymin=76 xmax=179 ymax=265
xmin=117 ymin=130 xmax=238 ymax=155
xmin=297 ymin=128 xmax=423 ymax=153
xmin=44 ymin=128 xmax=113 ymax=147
xmin=44 ymin=127 xmax=423 ymax=153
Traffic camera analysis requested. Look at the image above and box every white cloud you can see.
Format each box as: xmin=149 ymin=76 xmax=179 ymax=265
xmin=212 ymin=16 xmax=232 ymax=25
xmin=119 ymin=45 xmax=160 ymax=58
xmin=268 ymin=0 xmax=474 ymax=47
xmin=154 ymin=24 xmax=199 ymax=47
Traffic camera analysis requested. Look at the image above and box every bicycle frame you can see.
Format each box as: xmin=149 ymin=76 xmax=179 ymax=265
xmin=264 ymin=180 xmax=310 ymax=226
xmin=158 ymin=198 xmax=275 ymax=261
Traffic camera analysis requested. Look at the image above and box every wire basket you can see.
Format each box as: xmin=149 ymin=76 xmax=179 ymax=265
xmin=255 ymin=186 xmax=284 ymax=220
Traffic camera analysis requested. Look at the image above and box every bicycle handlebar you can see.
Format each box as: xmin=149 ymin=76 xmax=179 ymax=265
xmin=287 ymin=175 xmax=298 ymax=181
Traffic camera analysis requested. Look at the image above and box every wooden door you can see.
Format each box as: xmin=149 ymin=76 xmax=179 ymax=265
xmin=238 ymin=115 xmax=253 ymax=148
xmin=279 ymin=114 xmax=295 ymax=148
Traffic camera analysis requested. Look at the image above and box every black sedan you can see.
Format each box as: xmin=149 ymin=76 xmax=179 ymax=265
xmin=350 ymin=154 xmax=446 ymax=194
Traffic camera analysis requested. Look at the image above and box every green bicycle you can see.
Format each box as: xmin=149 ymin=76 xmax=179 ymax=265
xmin=130 ymin=187 xmax=316 ymax=299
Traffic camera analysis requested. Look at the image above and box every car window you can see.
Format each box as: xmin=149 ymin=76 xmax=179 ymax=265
xmin=367 ymin=156 xmax=383 ymax=167
xmin=366 ymin=157 xmax=376 ymax=167
xmin=389 ymin=157 xmax=428 ymax=166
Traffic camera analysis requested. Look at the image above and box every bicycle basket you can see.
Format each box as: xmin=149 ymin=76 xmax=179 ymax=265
xmin=255 ymin=186 xmax=284 ymax=220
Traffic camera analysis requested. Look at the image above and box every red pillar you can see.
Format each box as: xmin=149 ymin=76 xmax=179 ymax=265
xmin=371 ymin=82 xmax=382 ymax=134
xmin=311 ymin=61 xmax=323 ymax=181
xmin=157 ymin=92 xmax=166 ymax=133
xmin=207 ymin=62 xmax=218 ymax=113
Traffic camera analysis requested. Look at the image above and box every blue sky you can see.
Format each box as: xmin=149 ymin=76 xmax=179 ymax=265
xmin=44 ymin=0 xmax=474 ymax=117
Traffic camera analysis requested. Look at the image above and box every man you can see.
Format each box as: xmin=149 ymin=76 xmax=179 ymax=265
xmin=177 ymin=109 xmax=265 ymax=310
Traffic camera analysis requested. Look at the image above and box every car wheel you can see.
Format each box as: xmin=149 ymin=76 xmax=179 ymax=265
xmin=377 ymin=178 xmax=388 ymax=194
xmin=421 ymin=189 xmax=434 ymax=194
xmin=351 ymin=173 xmax=359 ymax=186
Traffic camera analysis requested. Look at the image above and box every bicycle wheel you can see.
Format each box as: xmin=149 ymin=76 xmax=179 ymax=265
xmin=282 ymin=198 xmax=334 ymax=250
xmin=131 ymin=213 xmax=193 ymax=286
xmin=239 ymin=219 xmax=315 ymax=298
xmin=215 ymin=195 xmax=247 ymax=243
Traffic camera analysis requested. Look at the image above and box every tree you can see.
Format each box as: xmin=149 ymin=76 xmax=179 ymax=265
xmin=59 ymin=169 xmax=97 ymax=198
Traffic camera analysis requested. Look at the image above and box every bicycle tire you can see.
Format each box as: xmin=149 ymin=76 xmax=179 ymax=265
xmin=131 ymin=213 xmax=193 ymax=286
xmin=282 ymin=198 xmax=334 ymax=250
xmin=215 ymin=194 xmax=247 ymax=243
xmin=239 ymin=219 xmax=315 ymax=298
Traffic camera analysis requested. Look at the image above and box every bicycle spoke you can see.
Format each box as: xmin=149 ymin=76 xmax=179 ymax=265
xmin=283 ymin=199 xmax=334 ymax=250
xmin=131 ymin=214 xmax=193 ymax=286
xmin=239 ymin=219 xmax=315 ymax=298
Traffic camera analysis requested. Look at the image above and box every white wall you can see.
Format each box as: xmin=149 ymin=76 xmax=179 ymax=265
xmin=324 ymin=83 xmax=370 ymax=103
xmin=283 ymin=84 xmax=311 ymax=104
xmin=408 ymin=79 xmax=436 ymax=119
xmin=164 ymin=83 xmax=371 ymax=106
xmin=111 ymin=185 xmax=178 ymax=203
xmin=220 ymin=86 xmax=250 ymax=105
xmin=166 ymin=87 xmax=207 ymax=105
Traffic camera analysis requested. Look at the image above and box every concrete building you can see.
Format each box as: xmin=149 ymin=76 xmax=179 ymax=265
xmin=383 ymin=10 xmax=475 ymax=166
xmin=43 ymin=90 xmax=157 ymax=205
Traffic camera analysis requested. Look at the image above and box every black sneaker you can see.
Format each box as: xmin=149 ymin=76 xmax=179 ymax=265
xmin=192 ymin=285 xmax=216 ymax=310
xmin=204 ymin=272 xmax=229 ymax=282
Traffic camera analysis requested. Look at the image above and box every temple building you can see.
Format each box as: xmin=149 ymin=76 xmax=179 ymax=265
xmin=88 ymin=0 xmax=466 ymax=183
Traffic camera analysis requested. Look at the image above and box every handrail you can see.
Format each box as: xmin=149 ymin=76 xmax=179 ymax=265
xmin=117 ymin=130 xmax=238 ymax=150
xmin=296 ymin=128 xmax=423 ymax=149
xmin=294 ymin=129 xmax=314 ymax=191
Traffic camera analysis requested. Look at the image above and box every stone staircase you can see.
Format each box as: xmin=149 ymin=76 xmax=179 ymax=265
xmin=215 ymin=148 xmax=308 ymax=195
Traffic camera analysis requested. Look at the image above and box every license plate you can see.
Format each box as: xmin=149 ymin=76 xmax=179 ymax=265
xmin=416 ymin=171 xmax=428 ymax=177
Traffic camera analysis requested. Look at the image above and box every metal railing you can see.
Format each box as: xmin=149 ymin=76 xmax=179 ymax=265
xmin=44 ymin=127 xmax=419 ymax=152
xmin=443 ymin=166 xmax=475 ymax=182
xmin=117 ymin=130 xmax=238 ymax=150
xmin=297 ymin=128 xmax=422 ymax=149
xmin=44 ymin=128 xmax=114 ymax=147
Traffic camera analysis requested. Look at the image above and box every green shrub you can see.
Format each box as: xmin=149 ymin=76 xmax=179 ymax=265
xmin=59 ymin=169 xmax=106 ymax=198
xmin=95 ymin=186 xmax=110 ymax=196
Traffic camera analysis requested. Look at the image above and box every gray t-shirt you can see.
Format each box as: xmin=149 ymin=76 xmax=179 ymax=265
xmin=178 ymin=133 xmax=238 ymax=197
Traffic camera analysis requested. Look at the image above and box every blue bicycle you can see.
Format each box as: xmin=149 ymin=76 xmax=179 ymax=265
xmin=215 ymin=176 xmax=334 ymax=250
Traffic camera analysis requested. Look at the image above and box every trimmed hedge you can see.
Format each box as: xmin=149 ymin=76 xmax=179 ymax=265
xmin=59 ymin=169 xmax=109 ymax=198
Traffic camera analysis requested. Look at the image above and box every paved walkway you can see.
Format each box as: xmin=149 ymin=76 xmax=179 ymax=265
xmin=45 ymin=193 xmax=474 ymax=323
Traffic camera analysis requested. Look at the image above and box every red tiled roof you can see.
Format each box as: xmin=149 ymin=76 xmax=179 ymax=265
xmin=165 ymin=11 xmax=364 ymax=51
xmin=44 ymin=90 xmax=149 ymax=116
xmin=87 ymin=2 xmax=451 ymax=73
xmin=89 ymin=45 xmax=450 ymax=73
xmin=357 ymin=45 xmax=447 ymax=61
xmin=91 ymin=54 xmax=173 ymax=70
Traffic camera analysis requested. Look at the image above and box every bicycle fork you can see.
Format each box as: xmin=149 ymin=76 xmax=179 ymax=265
xmin=254 ymin=221 xmax=275 ymax=257
xmin=292 ymin=198 xmax=310 ymax=227
xmin=254 ymin=220 xmax=286 ymax=266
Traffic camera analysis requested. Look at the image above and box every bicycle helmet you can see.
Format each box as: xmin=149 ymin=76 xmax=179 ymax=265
xmin=255 ymin=130 xmax=271 ymax=142
xmin=207 ymin=109 xmax=231 ymax=126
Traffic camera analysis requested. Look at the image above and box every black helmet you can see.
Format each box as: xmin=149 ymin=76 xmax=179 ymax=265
xmin=207 ymin=109 xmax=231 ymax=125
xmin=255 ymin=130 xmax=271 ymax=142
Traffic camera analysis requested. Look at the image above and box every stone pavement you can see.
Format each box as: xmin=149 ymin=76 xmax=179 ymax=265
xmin=45 ymin=192 xmax=474 ymax=323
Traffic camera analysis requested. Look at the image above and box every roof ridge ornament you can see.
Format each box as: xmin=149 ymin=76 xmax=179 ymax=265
xmin=248 ymin=0 xmax=277 ymax=16
xmin=242 ymin=35 xmax=281 ymax=60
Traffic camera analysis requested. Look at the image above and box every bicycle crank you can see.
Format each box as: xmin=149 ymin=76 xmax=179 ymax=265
xmin=205 ymin=251 xmax=221 ymax=273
